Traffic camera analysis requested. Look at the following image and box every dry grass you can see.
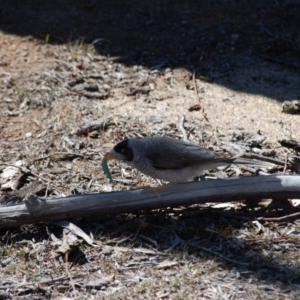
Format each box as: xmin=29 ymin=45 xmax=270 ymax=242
xmin=1 ymin=1 xmax=300 ymax=298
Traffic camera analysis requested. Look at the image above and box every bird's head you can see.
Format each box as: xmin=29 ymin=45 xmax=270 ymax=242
xmin=105 ymin=139 xmax=134 ymax=162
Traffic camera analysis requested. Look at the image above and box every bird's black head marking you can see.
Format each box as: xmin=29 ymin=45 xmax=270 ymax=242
xmin=114 ymin=140 xmax=134 ymax=161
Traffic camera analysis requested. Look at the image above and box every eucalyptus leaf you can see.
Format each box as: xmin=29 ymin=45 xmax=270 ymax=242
xmin=101 ymin=154 xmax=113 ymax=183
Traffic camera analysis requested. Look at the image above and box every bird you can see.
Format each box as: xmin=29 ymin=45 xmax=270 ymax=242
xmin=105 ymin=136 xmax=273 ymax=183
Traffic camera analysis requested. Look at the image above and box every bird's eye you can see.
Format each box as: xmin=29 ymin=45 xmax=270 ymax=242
xmin=121 ymin=148 xmax=125 ymax=153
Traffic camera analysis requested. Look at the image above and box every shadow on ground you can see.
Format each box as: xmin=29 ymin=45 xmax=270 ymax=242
xmin=1 ymin=0 xmax=300 ymax=101
xmin=2 ymin=208 xmax=300 ymax=290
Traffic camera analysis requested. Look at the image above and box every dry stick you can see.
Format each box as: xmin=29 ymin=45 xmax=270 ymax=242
xmin=192 ymin=71 xmax=201 ymax=106
xmin=45 ymin=181 xmax=51 ymax=198
xmin=65 ymin=253 xmax=77 ymax=296
xmin=192 ymin=71 xmax=209 ymax=122
xmin=256 ymin=212 xmax=300 ymax=222
xmin=179 ymin=116 xmax=188 ymax=142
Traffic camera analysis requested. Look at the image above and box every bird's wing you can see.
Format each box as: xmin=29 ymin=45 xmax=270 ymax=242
xmin=146 ymin=139 xmax=217 ymax=170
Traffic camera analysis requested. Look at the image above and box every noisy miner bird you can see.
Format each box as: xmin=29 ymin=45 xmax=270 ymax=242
xmin=105 ymin=136 xmax=272 ymax=183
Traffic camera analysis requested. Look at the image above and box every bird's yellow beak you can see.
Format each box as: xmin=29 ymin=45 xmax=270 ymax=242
xmin=104 ymin=152 xmax=117 ymax=161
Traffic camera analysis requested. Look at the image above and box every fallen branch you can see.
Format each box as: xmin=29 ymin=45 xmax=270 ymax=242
xmin=1 ymin=175 xmax=300 ymax=228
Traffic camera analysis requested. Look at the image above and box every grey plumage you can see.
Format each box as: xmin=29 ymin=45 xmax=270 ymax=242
xmin=107 ymin=136 xmax=273 ymax=183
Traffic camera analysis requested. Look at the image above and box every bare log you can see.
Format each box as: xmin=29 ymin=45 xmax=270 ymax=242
xmin=1 ymin=175 xmax=300 ymax=228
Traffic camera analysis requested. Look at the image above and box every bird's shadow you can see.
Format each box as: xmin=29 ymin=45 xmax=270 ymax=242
xmin=88 ymin=206 xmax=300 ymax=287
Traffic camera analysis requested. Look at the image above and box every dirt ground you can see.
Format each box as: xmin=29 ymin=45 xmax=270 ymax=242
xmin=1 ymin=1 xmax=300 ymax=299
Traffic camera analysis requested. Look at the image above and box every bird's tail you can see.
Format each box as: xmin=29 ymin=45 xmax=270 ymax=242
xmin=229 ymin=157 xmax=276 ymax=168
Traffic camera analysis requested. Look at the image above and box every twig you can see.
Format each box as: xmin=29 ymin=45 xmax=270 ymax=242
xmin=192 ymin=71 xmax=201 ymax=107
xmin=192 ymin=71 xmax=210 ymax=122
xmin=256 ymin=212 xmax=300 ymax=222
xmin=65 ymin=252 xmax=78 ymax=296
xmin=179 ymin=116 xmax=188 ymax=142
xmin=211 ymin=210 xmax=300 ymax=222
xmin=45 ymin=181 xmax=51 ymax=197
